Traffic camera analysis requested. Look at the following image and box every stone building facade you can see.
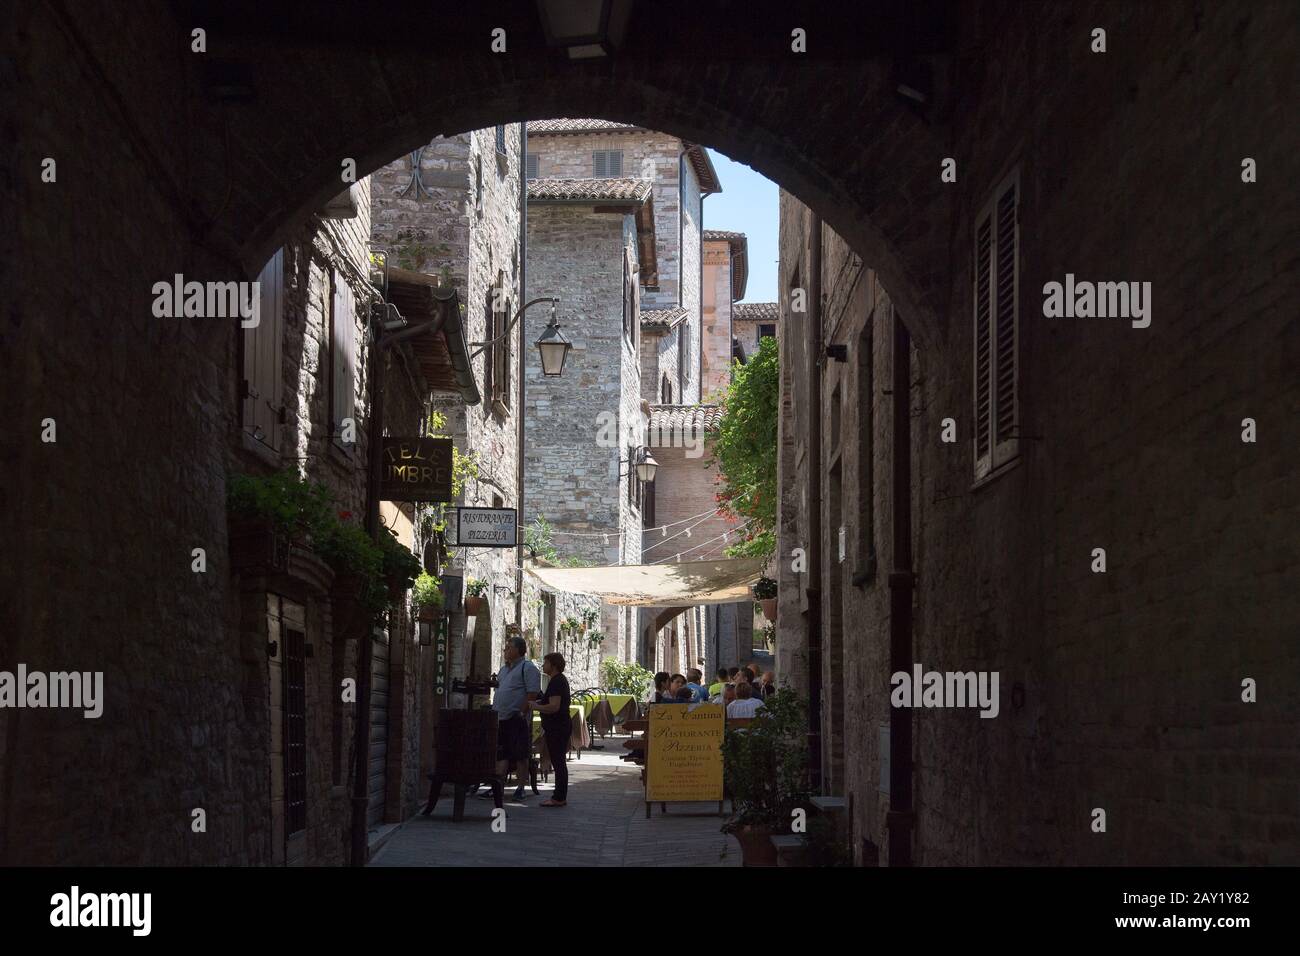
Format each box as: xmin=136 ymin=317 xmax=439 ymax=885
xmin=524 ymin=177 xmax=655 ymax=669
xmin=371 ymin=125 xmax=524 ymax=691
xmin=526 ymin=120 xmax=720 ymax=409
xmin=732 ymin=301 xmax=779 ymax=361
xmin=701 ymin=230 xmax=747 ymax=399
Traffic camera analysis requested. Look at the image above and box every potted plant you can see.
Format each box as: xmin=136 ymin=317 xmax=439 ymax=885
xmin=226 ymin=470 xmax=334 ymax=573
xmin=560 ymin=616 xmax=581 ymax=643
xmin=586 ymin=629 xmax=605 ymax=650
xmin=463 ymin=577 xmax=487 ymax=616
xmin=379 ymin=529 xmax=423 ymax=600
xmin=753 ymin=576 xmax=778 ymax=622
xmin=580 ymin=606 xmax=599 ymax=635
xmin=721 ymin=688 xmax=809 ymax=866
xmin=412 ymin=571 xmax=444 ymax=621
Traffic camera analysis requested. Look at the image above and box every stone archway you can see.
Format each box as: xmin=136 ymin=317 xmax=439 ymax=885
xmin=175 ymin=0 xmax=956 ymax=351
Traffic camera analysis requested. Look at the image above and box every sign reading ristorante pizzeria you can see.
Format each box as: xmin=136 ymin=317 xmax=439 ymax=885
xmin=453 ymin=507 xmax=517 ymax=548
xmin=380 ymin=437 xmax=452 ymax=502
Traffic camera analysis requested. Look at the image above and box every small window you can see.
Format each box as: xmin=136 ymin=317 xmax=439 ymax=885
xmin=661 ymin=375 xmax=672 ymax=404
xmin=973 ymin=170 xmax=1020 ymax=479
xmin=758 ymin=323 xmax=776 ymax=340
xmin=593 ymin=149 xmax=623 ymax=178
xmin=526 ymin=153 xmax=539 ymax=180
xmin=475 ymin=156 xmax=483 ymax=215
xmin=644 ymin=479 xmax=656 ymax=528
xmin=495 ymin=125 xmax=507 ymax=156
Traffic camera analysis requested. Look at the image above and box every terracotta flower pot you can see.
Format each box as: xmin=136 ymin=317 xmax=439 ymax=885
xmin=464 ymin=595 xmax=484 ymax=616
xmin=733 ymin=825 xmax=778 ymax=867
xmin=417 ymin=604 xmax=442 ymax=622
xmin=759 ymin=598 xmax=777 ymax=621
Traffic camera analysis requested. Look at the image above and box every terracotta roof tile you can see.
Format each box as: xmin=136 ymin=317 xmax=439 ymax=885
xmin=526 ymin=118 xmax=638 ymax=134
xmin=640 ymin=307 xmax=690 ymax=333
xmin=734 ymin=302 xmax=779 ymax=323
xmin=527 ymin=177 xmax=653 ymax=203
xmin=703 ymin=229 xmax=746 ymax=241
xmin=647 ymin=404 xmax=724 ymax=439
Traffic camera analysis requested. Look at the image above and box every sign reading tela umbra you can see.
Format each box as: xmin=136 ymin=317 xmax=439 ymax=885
xmin=646 ymin=703 xmax=725 ymax=810
xmin=380 ymin=437 xmax=452 ymax=502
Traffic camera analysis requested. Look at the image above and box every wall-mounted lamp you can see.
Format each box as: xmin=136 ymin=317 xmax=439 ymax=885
xmin=619 ymin=446 xmax=659 ymax=483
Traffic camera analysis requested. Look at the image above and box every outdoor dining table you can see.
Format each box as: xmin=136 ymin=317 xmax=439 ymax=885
xmin=530 ymin=703 xmax=590 ymax=761
xmin=584 ymin=693 xmax=639 ymax=737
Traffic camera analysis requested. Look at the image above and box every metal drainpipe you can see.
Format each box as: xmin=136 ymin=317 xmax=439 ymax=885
xmin=887 ymin=310 xmax=914 ymax=866
xmin=807 ymin=211 xmax=824 ymax=792
xmin=515 ymin=121 xmax=527 ymax=627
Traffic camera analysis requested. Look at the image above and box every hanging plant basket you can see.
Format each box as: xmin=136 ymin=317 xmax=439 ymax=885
xmin=759 ymin=598 xmax=777 ymax=622
xmin=417 ymin=604 xmax=442 ymax=623
xmin=464 ymin=595 xmax=485 ymax=616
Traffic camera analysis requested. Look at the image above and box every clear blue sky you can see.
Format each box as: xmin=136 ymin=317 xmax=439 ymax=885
xmin=703 ymin=149 xmax=778 ymax=304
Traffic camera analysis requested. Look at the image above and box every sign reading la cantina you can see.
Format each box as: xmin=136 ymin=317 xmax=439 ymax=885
xmin=380 ymin=437 xmax=453 ymax=502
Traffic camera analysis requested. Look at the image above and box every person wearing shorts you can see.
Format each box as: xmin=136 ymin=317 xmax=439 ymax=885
xmin=493 ymin=634 xmax=540 ymax=801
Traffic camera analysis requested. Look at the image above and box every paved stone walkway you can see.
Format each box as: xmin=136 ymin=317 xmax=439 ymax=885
xmin=369 ymin=735 xmax=741 ymax=867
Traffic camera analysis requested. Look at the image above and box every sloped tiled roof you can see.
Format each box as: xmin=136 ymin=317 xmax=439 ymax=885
xmin=647 ymin=404 xmax=725 ymax=439
xmin=527 ymin=118 xmax=638 ymax=135
xmin=703 ymin=229 xmax=748 ymax=301
xmin=640 ymin=307 xmax=690 ymax=334
xmin=734 ymin=302 xmax=779 ymax=323
xmin=528 ymin=119 xmax=721 ymax=195
xmin=527 ymin=177 xmax=653 ymax=203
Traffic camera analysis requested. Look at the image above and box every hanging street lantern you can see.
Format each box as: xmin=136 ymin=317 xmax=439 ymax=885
xmin=535 ymin=304 xmax=572 ymax=376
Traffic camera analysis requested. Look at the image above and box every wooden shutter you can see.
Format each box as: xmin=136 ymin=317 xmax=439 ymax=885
xmin=608 ymin=150 xmax=623 ymax=177
xmin=972 ymin=214 xmax=993 ymax=477
xmin=992 ymin=178 xmax=1019 ymax=463
xmin=245 ymin=247 xmax=284 ymax=451
xmin=593 ymin=151 xmax=608 ymax=178
xmin=331 ymin=269 xmax=356 ymax=447
xmin=497 ymin=295 xmax=511 ymax=408
xmin=972 ymin=170 xmax=1019 ymax=479
xmin=483 ymin=288 xmax=494 ymax=400
xmin=526 ymin=153 xmax=538 ymax=179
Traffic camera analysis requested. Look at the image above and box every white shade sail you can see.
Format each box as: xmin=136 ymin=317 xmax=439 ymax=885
xmin=525 ymin=557 xmax=766 ymax=606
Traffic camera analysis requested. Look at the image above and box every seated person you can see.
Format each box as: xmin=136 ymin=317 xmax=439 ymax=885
xmin=726 ymin=681 xmax=766 ymax=719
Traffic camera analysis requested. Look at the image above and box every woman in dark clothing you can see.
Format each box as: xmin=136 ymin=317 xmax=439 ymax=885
xmin=527 ymin=652 xmax=571 ymax=807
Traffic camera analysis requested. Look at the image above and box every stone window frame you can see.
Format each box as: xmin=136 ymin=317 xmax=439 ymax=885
xmin=972 ymin=166 xmax=1021 ymax=483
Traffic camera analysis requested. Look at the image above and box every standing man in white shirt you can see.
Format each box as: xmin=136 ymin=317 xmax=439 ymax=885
xmin=493 ymin=632 xmax=541 ymax=801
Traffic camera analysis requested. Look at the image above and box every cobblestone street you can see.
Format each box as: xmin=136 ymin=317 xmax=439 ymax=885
xmin=370 ymin=736 xmax=741 ymax=867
